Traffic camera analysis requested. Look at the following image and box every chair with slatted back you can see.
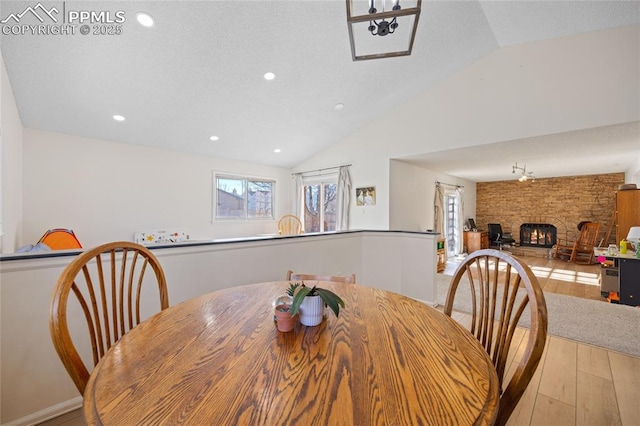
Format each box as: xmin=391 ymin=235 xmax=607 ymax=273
xmin=443 ymin=249 xmax=547 ymax=426
xmin=49 ymin=241 xmax=169 ymax=394
xmin=553 ymin=221 xmax=601 ymax=264
xmin=286 ymin=270 xmax=356 ymax=284
xmin=278 ymin=215 xmax=303 ymax=236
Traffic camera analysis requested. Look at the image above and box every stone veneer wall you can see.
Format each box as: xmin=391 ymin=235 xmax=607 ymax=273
xmin=476 ymin=173 xmax=624 ymax=247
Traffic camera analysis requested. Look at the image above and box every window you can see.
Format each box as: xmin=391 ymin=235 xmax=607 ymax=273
xmin=215 ymin=174 xmax=274 ymax=219
xmin=302 ymin=178 xmax=337 ymax=233
xmin=444 ymin=194 xmax=460 ymax=255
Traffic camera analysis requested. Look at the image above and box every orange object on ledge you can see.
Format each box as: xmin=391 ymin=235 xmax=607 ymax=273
xmin=38 ymin=228 xmax=82 ymax=250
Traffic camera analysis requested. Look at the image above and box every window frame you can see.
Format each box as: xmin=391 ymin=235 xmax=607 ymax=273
xmin=213 ymin=172 xmax=276 ymax=221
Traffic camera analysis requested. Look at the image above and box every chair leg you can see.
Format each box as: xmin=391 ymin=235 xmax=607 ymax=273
xmin=553 ymin=246 xmax=567 ymax=260
xmin=554 ymin=248 xmax=567 ymax=261
xmin=569 ymin=242 xmax=580 ymax=263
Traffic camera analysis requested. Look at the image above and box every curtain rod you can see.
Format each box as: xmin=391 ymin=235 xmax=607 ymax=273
xmin=292 ymin=164 xmax=352 ymax=176
xmin=436 ymin=180 xmax=464 ymax=188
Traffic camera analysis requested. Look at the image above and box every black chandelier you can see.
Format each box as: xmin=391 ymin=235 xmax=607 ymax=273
xmin=367 ymin=0 xmax=401 ymax=36
xmin=346 ymin=0 xmax=422 ymax=61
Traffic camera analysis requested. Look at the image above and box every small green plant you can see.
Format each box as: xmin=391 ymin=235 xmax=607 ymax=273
xmin=286 ymin=282 xmax=300 ymax=297
xmin=290 ymin=282 xmax=345 ymax=318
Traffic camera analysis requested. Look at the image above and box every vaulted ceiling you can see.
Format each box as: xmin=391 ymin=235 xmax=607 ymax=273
xmin=2 ymin=1 xmax=639 ymax=181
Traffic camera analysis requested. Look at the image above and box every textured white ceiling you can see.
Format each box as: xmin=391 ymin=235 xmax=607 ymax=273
xmin=1 ymin=0 xmax=639 ymax=180
xmin=399 ymin=121 xmax=640 ymax=182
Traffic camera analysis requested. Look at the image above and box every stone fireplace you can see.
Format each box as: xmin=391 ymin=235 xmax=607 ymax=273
xmin=476 ymin=173 xmax=623 ymax=254
xmin=520 ymin=223 xmax=557 ymax=248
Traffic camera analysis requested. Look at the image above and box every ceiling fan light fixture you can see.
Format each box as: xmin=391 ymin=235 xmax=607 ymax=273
xmin=512 ymin=162 xmax=535 ymax=182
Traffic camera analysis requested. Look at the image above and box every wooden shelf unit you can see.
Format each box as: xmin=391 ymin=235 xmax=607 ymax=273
xmin=616 ymin=189 xmax=640 ymax=243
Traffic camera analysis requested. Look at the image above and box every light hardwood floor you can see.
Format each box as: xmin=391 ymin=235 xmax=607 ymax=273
xmin=39 ymin=256 xmax=638 ymax=426
xmin=443 ymin=253 xmax=606 ymax=302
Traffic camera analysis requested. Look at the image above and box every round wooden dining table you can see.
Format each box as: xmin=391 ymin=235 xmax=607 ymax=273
xmin=84 ymin=281 xmax=499 ymax=425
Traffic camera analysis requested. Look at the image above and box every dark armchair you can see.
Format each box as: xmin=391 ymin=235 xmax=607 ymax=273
xmin=487 ymin=223 xmax=516 ymax=249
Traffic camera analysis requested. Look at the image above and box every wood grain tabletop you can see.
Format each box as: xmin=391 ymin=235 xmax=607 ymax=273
xmin=84 ymin=281 xmax=499 ymax=425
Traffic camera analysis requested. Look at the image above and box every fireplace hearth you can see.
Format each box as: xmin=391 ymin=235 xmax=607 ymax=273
xmin=520 ymin=223 xmax=557 ymax=248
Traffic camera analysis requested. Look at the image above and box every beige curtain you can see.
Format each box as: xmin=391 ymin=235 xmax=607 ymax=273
xmin=337 ymin=166 xmax=352 ymax=231
xmin=293 ymin=173 xmax=303 ymax=219
xmin=434 ymin=184 xmax=445 ymax=236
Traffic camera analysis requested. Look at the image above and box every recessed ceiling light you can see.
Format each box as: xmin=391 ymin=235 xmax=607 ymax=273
xmin=263 ymin=72 xmax=275 ymax=81
xmin=209 ymin=136 xmax=219 ymax=141
xmin=136 ymin=12 xmax=154 ymax=27
xmin=113 ymin=115 xmax=125 ymax=121
xmin=334 ymin=103 xmax=345 ymax=110
xmin=274 ymin=148 xmax=281 ymax=153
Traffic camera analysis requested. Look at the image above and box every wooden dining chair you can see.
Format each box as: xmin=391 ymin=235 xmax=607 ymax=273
xmin=278 ymin=214 xmax=303 ymax=236
xmin=553 ymin=221 xmax=601 ymax=264
xmin=443 ymin=249 xmax=547 ymax=426
xmin=286 ymin=270 xmax=356 ymax=284
xmin=49 ymin=241 xmax=169 ymax=394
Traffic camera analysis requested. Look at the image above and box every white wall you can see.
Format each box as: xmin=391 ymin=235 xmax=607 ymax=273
xmin=0 ymin=53 xmax=23 ymax=253
xmin=389 ymin=160 xmax=476 ymax=232
xmin=295 ymin=25 xmax=638 ymax=231
xmin=349 ymin=157 xmax=390 ymax=230
xmin=21 ymin=128 xmax=292 ymax=248
xmin=626 ymin=156 xmax=640 ymax=185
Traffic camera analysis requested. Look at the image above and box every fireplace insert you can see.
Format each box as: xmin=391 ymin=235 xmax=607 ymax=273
xmin=520 ymin=223 xmax=557 ymax=248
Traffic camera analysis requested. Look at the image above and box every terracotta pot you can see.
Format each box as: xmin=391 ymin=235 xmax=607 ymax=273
xmin=274 ymin=305 xmax=296 ymax=332
xmin=299 ymin=295 xmax=324 ymax=326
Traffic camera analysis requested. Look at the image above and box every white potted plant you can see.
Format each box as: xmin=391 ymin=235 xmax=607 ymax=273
xmin=289 ymin=283 xmax=345 ymax=326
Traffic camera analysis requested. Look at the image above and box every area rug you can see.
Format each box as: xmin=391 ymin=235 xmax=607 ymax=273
xmin=435 ymin=273 xmax=640 ymax=358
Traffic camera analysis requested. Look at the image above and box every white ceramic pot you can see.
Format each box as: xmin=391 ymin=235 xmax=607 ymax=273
xmin=299 ymin=295 xmax=324 ymax=326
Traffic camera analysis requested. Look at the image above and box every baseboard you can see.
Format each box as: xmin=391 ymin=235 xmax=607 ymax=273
xmin=2 ymin=396 xmax=82 ymax=426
